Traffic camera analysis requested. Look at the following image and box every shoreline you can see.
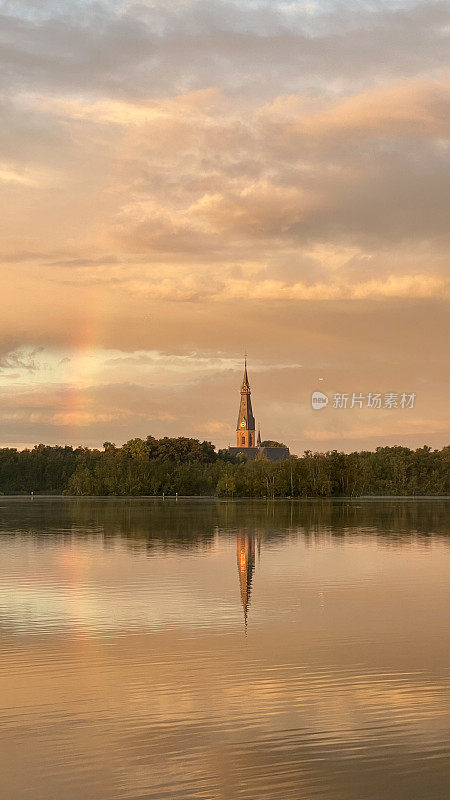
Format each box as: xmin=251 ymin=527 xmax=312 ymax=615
xmin=1 ymin=495 xmax=449 ymax=501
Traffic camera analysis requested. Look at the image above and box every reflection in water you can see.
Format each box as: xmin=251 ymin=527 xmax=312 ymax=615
xmin=0 ymin=498 xmax=449 ymax=800
xmin=236 ymin=532 xmax=258 ymax=631
xmin=1 ymin=496 xmax=449 ymax=547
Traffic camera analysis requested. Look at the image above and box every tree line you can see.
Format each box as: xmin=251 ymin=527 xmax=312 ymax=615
xmin=0 ymin=436 xmax=448 ymax=496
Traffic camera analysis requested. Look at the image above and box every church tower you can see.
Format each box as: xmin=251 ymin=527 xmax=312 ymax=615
xmin=236 ymin=358 xmax=256 ymax=447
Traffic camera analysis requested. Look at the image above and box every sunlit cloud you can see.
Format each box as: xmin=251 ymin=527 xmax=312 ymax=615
xmin=0 ymin=0 xmax=448 ymax=450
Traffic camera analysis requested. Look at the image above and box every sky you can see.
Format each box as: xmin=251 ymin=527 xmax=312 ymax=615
xmin=0 ymin=0 xmax=449 ymax=453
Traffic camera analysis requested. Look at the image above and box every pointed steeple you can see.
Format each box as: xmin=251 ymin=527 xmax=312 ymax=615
xmin=236 ymin=356 xmax=255 ymax=446
xmin=242 ymin=355 xmax=250 ymax=390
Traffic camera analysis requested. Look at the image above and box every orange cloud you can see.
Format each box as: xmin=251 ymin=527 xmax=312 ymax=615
xmin=0 ymin=3 xmax=448 ymax=450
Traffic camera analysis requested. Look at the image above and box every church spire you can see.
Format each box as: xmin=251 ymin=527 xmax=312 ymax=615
xmin=236 ymin=356 xmax=255 ymax=447
xmin=257 ymin=426 xmax=261 ymax=447
xmin=242 ymin=355 xmax=249 ymax=390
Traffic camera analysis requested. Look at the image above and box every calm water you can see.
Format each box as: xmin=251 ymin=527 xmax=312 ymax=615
xmin=0 ymin=498 xmax=449 ymax=800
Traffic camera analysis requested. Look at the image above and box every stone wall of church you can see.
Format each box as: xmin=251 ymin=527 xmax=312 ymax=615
xmin=236 ymin=429 xmax=256 ymax=447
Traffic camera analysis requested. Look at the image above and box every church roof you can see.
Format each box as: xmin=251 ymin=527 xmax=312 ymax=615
xmin=228 ymin=446 xmax=290 ymax=461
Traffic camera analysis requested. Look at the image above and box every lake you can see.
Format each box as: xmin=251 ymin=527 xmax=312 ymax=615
xmin=0 ymin=497 xmax=449 ymax=800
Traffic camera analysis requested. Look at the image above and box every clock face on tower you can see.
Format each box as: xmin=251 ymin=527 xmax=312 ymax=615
xmin=240 ymin=420 xmax=246 ymax=428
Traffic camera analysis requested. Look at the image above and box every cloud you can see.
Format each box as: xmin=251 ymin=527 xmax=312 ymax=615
xmin=222 ymin=273 xmax=450 ymax=301
xmin=0 ymin=0 xmax=448 ymax=449
xmin=0 ymin=346 xmax=44 ymax=373
xmin=91 ymin=77 xmax=448 ymax=256
xmin=0 ymin=163 xmax=39 ymax=185
xmin=304 ymin=417 xmax=449 ymax=443
xmin=1 ymin=1 xmax=448 ymax=99
xmin=266 ymin=79 xmax=449 ymax=137
xmin=0 ymin=348 xmax=448 ymax=452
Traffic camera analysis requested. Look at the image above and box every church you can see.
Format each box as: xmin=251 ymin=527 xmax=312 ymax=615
xmin=228 ymin=359 xmax=290 ymax=462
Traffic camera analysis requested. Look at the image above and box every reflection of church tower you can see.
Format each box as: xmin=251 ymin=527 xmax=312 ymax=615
xmin=236 ymin=358 xmax=256 ymax=448
xmin=236 ymin=532 xmax=256 ymax=631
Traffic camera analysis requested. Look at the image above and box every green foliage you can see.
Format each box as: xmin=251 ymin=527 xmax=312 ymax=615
xmin=260 ymin=440 xmax=287 ymax=448
xmin=0 ymin=439 xmax=448 ymax=497
xmin=0 ymin=444 xmax=83 ymax=494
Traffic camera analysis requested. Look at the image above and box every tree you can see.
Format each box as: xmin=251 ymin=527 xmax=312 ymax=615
xmin=0 ymin=439 xmax=448 ymax=497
